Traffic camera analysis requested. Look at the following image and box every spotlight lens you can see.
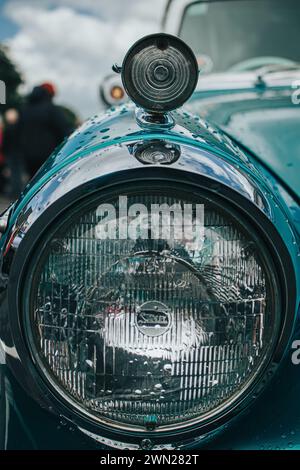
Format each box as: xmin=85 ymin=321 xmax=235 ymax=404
xmin=121 ymin=34 xmax=199 ymax=112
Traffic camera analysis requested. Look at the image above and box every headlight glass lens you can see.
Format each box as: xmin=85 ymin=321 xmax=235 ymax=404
xmin=26 ymin=189 xmax=280 ymax=431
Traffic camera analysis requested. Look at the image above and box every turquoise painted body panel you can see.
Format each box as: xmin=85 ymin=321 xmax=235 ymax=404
xmin=189 ymin=89 xmax=300 ymax=201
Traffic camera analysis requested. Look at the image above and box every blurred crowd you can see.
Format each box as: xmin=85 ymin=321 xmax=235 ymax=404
xmin=0 ymin=82 xmax=75 ymax=201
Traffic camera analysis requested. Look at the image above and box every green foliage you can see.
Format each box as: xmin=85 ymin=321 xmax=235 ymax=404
xmin=0 ymin=44 xmax=23 ymax=111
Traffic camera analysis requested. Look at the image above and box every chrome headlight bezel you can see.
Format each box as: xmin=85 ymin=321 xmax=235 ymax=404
xmin=7 ymin=171 xmax=296 ymax=448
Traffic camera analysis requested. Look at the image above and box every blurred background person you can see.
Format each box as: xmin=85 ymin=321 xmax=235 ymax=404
xmin=2 ymin=108 xmax=23 ymax=198
xmin=18 ymin=82 xmax=73 ymax=178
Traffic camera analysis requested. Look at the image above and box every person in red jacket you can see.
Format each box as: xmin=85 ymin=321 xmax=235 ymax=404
xmin=18 ymin=82 xmax=72 ymax=178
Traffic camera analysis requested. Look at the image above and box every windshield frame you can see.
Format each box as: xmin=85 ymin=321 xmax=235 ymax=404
xmin=178 ymin=0 xmax=300 ymax=74
xmin=178 ymin=0 xmax=257 ymax=36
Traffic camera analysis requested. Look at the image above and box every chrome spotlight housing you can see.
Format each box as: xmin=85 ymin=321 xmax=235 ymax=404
xmin=121 ymin=33 xmax=199 ymax=112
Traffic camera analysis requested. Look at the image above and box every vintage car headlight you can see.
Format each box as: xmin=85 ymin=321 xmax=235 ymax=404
xmin=23 ymin=185 xmax=281 ymax=433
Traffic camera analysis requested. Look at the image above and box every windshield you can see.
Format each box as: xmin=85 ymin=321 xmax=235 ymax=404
xmin=180 ymin=0 xmax=300 ymax=73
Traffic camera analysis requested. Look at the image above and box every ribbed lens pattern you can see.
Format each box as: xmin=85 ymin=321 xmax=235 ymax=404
xmin=131 ymin=45 xmax=190 ymax=105
xmin=122 ymin=35 xmax=198 ymax=111
xmin=29 ymin=193 xmax=276 ymax=430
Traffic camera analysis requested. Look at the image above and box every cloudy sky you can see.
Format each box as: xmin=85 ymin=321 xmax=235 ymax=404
xmin=0 ymin=0 xmax=167 ymax=118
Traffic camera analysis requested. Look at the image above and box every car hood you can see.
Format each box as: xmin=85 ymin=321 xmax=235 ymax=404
xmin=188 ymin=87 xmax=300 ymax=200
